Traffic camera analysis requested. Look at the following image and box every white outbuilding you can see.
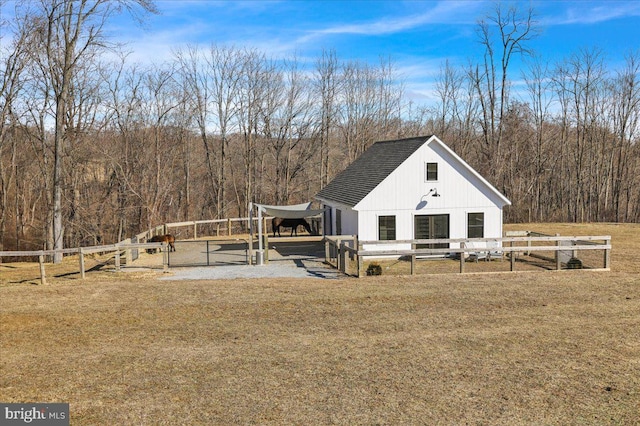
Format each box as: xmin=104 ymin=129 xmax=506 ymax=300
xmin=315 ymin=135 xmax=511 ymax=252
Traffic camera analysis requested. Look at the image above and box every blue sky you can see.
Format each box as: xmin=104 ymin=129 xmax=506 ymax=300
xmin=3 ymin=0 xmax=640 ymax=104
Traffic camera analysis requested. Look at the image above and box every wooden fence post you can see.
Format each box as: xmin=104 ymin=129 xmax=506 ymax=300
xmin=39 ymin=254 xmax=47 ymax=285
xmin=114 ymin=246 xmax=121 ymax=271
xmin=555 ymin=234 xmax=561 ymax=270
xmin=510 ymin=242 xmax=515 ymax=271
xmin=228 ymin=219 xmax=232 ymax=236
xmin=263 ymin=233 xmax=269 ymax=264
xmin=459 ymin=243 xmax=465 ymax=273
xmin=122 ymin=238 xmax=132 ymax=265
xmin=342 ymin=244 xmax=350 ymax=275
xmin=411 ymin=243 xmax=416 ymax=275
xmin=163 ymin=243 xmax=169 ymax=271
xmin=604 ymin=238 xmax=611 ymax=269
xmin=325 ymin=240 xmax=330 ymax=264
xmin=78 ymin=248 xmax=85 ymax=280
xmin=357 ymin=239 xmax=364 ymax=278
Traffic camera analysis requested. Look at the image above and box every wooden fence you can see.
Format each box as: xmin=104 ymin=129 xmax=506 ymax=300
xmin=2 ymin=219 xmax=611 ymax=282
xmin=141 ymin=215 xmax=322 ymax=241
xmin=325 ymin=235 xmax=611 ymax=278
xmin=0 ymin=216 xmax=271 ymax=283
xmin=0 ymin=242 xmax=168 ymax=285
xmin=0 ymin=214 xmax=316 ymax=283
xmin=144 ymin=218 xmax=259 ymax=240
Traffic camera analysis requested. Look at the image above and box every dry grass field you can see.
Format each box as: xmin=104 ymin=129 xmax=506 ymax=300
xmin=1 ymin=223 xmax=639 ymax=424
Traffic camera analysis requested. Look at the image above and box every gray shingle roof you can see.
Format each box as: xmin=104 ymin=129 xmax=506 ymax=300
xmin=316 ymin=136 xmax=432 ymax=207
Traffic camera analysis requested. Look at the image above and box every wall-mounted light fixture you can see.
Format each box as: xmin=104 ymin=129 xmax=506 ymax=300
xmin=417 ymin=188 xmax=441 ymax=209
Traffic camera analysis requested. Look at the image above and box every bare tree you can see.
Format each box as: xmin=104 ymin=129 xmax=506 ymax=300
xmin=375 ymin=56 xmax=403 ymax=139
xmin=261 ymin=57 xmax=318 ymax=204
xmin=553 ymin=48 xmax=607 ymax=222
xmin=470 ymin=3 xmax=537 ymax=182
xmin=17 ymin=0 xmax=157 ymax=262
xmin=0 ymin=9 xmax=30 ymax=253
xmin=142 ymin=63 xmax=181 ymax=227
xmin=609 ymin=51 xmax=640 ymax=222
xmin=206 ymin=46 xmax=244 ymax=217
xmin=235 ymin=50 xmax=266 ymax=216
xmin=314 ymin=49 xmax=339 ymax=189
xmin=337 ymin=58 xmax=404 ymax=164
xmin=64 ymin=57 xmax=109 ymax=247
xmin=432 ymin=59 xmax=481 ymax=160
xmin=522 ymin=54 xmax=555 ymax=221
xmin=339 ymin=61 xmax=385 ymax=161
xmin=434 ymin=60 xmax=462 ymax=139
xmin=104 ymin=59 xmax=147 ymax=240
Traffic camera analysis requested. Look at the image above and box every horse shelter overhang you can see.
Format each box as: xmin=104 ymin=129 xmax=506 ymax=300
xmin=250 ymin=202 xmax=327 ymax=265
xmin=255 ymin=202 xmax=326 ymax=219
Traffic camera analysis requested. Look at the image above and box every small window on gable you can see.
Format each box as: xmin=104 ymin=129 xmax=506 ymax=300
xmin=426 ymin=162 xmax=438 ymax=181
xmin=378 ymin=215 xmax=396 ymax=241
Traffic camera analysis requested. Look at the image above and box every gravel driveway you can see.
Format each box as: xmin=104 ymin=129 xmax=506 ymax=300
xmin=161 ymin=258 xmax=340 ymax=280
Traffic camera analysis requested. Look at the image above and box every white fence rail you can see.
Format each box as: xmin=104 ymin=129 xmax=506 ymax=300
xmin=0 ymin=243 xmax=168 ymax=285
xmin=1 ymin=220 xmax=612 ymax=282
xmin=0 ymin=214 xmax=311 ymax=283
xmin=326 ymin=235 xmax=611 ymax=277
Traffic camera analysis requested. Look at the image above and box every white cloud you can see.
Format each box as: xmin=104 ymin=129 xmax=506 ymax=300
xmin=542 ymin=2 xmax=640 ymax=25
xmin=296 ymin=1 xmax=484 ymax=44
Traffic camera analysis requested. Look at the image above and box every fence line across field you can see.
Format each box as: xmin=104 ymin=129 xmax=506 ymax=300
xmin=0 ymin=215 xmax=305 ymax=283
xmin=0 ymin=215 xmax=612 ymax=282
xmin=0 ymin=242 xmax=168 ymax=285
xmin=326 ymin=235 xmax=611 ymax=277
xmin=141 ymin=216 xmax=294 ymax=240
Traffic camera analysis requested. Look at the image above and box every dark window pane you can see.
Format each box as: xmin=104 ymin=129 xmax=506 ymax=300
xmin=467 ymin=213 xmax=484 ymax=238
xmin=426 ymin=163 xmax=438 ymax=181
xmin=415 ymin=214 xmax=449 ymax=249
xmin=379 ymin=215 xmax=396 ymax=240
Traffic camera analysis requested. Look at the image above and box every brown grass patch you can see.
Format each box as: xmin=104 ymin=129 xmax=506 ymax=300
xmin=1 ymin=223 xmax=639 ymax=424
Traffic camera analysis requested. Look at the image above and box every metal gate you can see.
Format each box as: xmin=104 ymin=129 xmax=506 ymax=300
xmin=167 ymin=239 xmax=251 ymax=267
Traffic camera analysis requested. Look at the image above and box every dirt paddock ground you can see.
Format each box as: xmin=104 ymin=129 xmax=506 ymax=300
xmin=1 ymin=223 xmax=639 ymax=424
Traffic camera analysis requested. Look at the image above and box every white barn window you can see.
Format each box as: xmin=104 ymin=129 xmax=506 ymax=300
xmin=378 ymin=215 xmax=396 ymax=240
xmin=425 ymin=162 xmax=438 ymax=181
xmin=468 ymin=212 xmax=484 ymax=238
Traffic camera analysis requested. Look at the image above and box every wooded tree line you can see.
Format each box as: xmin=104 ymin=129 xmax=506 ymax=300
xmin=1 ymin=2 xmax=638 ymax=255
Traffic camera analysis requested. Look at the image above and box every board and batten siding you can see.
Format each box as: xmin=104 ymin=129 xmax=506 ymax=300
xmin=355 ymin=139 xmax=505 ymax=245
xmin=339 ymin=208 xmax=359 ymax=236
xmin=323 ymin=204 xmax=359 ymax=236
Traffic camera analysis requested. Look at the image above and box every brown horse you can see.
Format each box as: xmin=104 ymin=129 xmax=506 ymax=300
xmin=147 ymin=234 xmax=176 ymax=253
xmin=272 ymin=218 xmax=313 ymax=237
